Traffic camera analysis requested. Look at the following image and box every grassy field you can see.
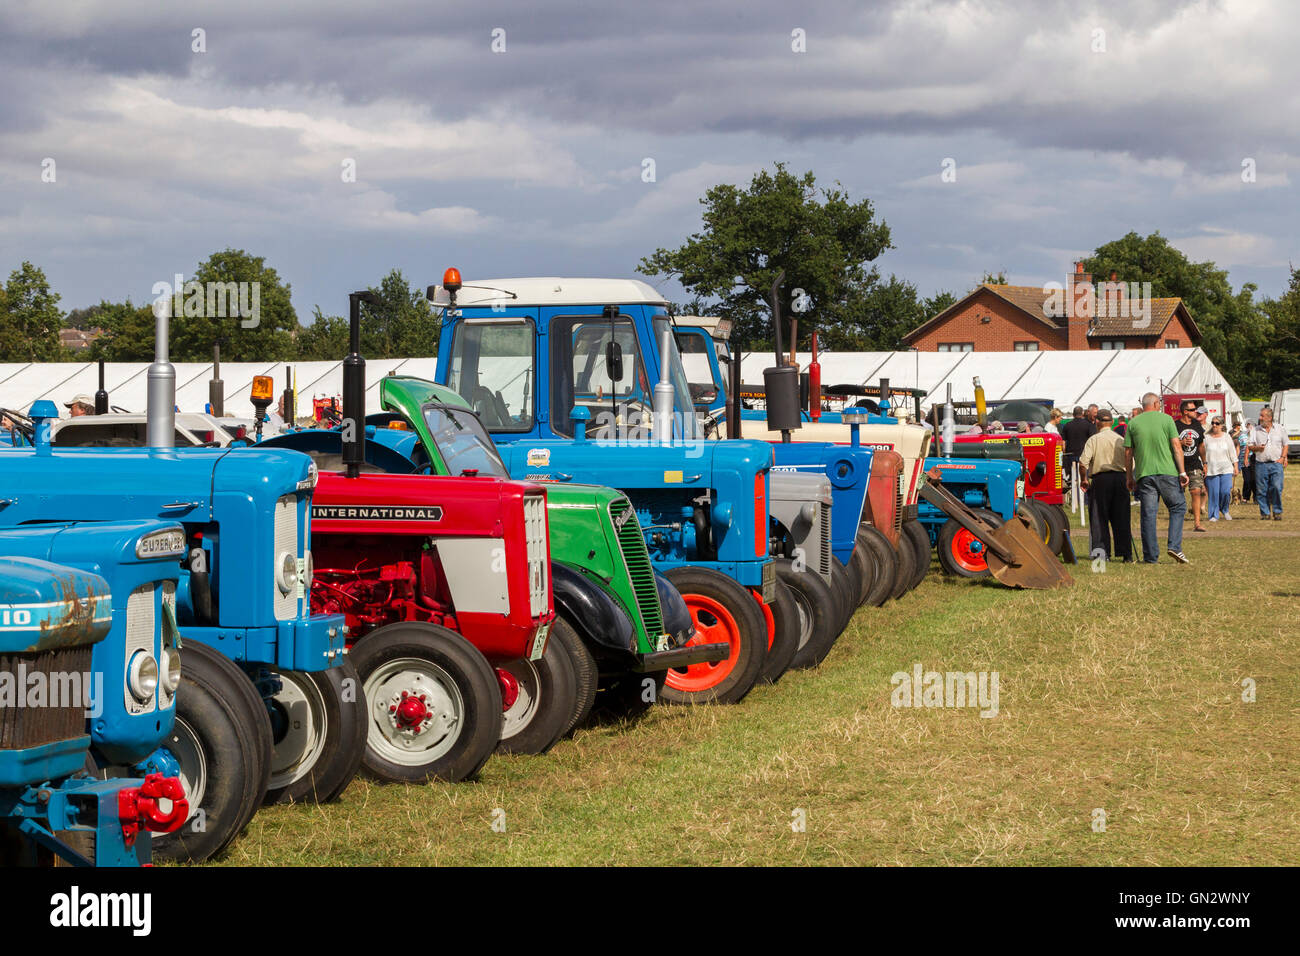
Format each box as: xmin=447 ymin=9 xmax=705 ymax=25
xmin=215 ymin=476 xmax=1298 ymax=866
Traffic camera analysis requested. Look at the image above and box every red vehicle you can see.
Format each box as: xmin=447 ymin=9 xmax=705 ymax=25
xmin=308 ymin=471 xmax=574 ymax=774
xmin=952 ymin=431 xmax=1070 ymax=555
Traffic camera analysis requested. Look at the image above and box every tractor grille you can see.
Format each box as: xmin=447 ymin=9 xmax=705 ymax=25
xmin=124 ymin=584 xmax=156 ymax=716
xmin=273 ymin=494 xmax=299 ymax=621
xmin=894 ymin=478 xmax=904 ymax=536
xmin=608 ymin=498 xmax=664 ymax=641
xmin=817 ymin=500 xmax=833 ymax=581
xmin=0 ymin=646 xmax=91 ymax=751
xmin=523 ymin=493 xmax=549 ymax=618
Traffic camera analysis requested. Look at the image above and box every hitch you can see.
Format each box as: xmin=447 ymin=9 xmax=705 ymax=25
xmin=117 ymin=773 xmax=189 ymax=847
xmin=918 ymin=470 xmax=1074 ymax=590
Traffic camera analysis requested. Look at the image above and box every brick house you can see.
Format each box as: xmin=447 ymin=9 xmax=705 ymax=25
xmin=903 ymin=262 xmax=1200 ymax=352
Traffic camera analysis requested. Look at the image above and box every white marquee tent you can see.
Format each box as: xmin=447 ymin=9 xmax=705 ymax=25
xmin=735 ymin=347 xmax=1241 ymax=416
xmin=0 ymin=347 xmax=1238 ymax=420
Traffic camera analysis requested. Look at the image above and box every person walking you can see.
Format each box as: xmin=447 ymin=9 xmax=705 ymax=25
xmin=1046 ymin=409 xmax=1063 ymax=435
xmin=1202 ymin=417 xmax=1237 ymax=521
xmin=1174 ymin=400 xmax=1207 ymax=533
xmin=1124 ymin=392 xmax=1189 ymax=564
xmin=1249 ymin=407 xmax=1287 ymax=520
xmin=1078 ymin=410 xmax=1132 ymax=562
xmin=1239 ymin=420 xmax=1256 ymax=502
xmin=1061 ymin=405 xmax=1096 ymax=491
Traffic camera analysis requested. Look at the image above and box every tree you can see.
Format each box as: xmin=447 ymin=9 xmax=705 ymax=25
xmin=638 ymin=163 xmax=892 ymax=359
xmin=1259 ymin=267 xmax=1300 ymax=395
xmin=0 ymin=262 xmax=64 ymax=361
xmin=168 ymin=249 xmax=299 ymax=362
xmin=300 ymin=269 xmax=439 ymax=360
xmin=86 ymin=301 xmax=159 ymax=361
xmin=1081 ymin=232 xmax=1272 ymax=395
xmin=979 ymin=271 xmax=1008 ymax=285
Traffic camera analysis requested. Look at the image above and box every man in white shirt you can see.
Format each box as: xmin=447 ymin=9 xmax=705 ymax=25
xmin=1249 ymin=407 xmax=1286 ymax=520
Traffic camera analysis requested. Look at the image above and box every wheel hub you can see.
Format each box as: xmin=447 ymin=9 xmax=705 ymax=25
xmin=496 ymin=667 xmax=520 ymax=711
xmin=387 ymin=688 xmax=443 ymax=737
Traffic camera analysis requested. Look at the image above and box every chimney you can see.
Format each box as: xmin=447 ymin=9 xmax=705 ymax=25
xmin=1068 ymin=261 xmax=1093 ymax=350
xmin=1097 ymin=269 xmax=1126 ymax=318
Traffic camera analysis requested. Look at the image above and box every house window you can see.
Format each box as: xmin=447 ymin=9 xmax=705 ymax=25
xmin=937 ymin=342 xmax=974 ymax=352
xmin=1099 ymin=340 xmax=1126 ymax=350
xmin=1165 ymin=340 xmax=1180 ymax=348
xmin=1013 ymin=341 xmax=1039 ymax=351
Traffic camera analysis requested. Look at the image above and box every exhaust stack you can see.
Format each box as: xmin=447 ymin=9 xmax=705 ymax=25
xmin=94 ymin=360 xmax=108 ymax=415
xmin=342 ymin=291 xmax=378 ymax=479
xmin=652 ymin=318 xmax=675 ymax=443
xmin=209 ymin=345 xmax=224 ymax=417
xmin=147 ymin=297 xmax=176 ymax=448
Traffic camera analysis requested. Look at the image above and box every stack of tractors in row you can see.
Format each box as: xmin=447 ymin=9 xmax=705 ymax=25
xmin=1 ymin=272 xmax=1068 ymax=867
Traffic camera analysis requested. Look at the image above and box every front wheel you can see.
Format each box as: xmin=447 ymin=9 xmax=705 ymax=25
xmin=856 ymin=526 xmax=896 ymax=608
xmin=829 ymin=556 xmax=856 ymax=634
xmin=659 ymin=566 xmax=767 ymax=705
xmin=264 ymin=659 xmax=366 ymax=805
xmin=551 ymin=616 xmax=598 ymax=735
xmin=890 ymin=532 xmax=916 ymax=601
xmin=937 ymin=509 xmax=1004 ymax=579
xmin=495 ymin=626 xmax=578 ymax=756
xmin=758 ymin=581 xmax=799 ymax=684
xmin=782 ymin=559 xmax=841 ymax=670
xmin=153 ymin=642 xmax=272 ymax=863
xmin=350 ymin=622 xmax=502 ymax=784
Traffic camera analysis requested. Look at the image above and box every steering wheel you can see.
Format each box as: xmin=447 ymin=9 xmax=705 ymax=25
xmin=469 ymin=385 xmax=505 ymax=428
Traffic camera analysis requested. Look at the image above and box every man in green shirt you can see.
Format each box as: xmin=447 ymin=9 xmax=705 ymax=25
xmin=1124 ymin=392 xmax=1189 ymax=564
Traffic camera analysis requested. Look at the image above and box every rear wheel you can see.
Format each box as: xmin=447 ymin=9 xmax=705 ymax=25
xmin=593 ymin=670 xmax=668 ymax=722
xmin=659 ymin=567 xmax=767 ymax=705
xmin=902 ymin=520 xmax=931 ymax=590
xmin=937 ymin=509 xmax=1003 ymax=579
xmin=264 ymin=660 xmax=366 ymax=805
xmin=783 ymin=559 xmax=842 ymax=670
xmin=551 ymin=616 xmax=597 ymax=734
xmin=1022 ymin=500 xmax=1050 ymax=548
xmin=1034 ymin=499 xmax=1066 ymax=555
xmin=154 ymin=642 xmax=272 ymax=863
xmin=758 ymin=581 xmax=799 ymax=684
xmin=495 ymin=626 xmax=578 ymax=755
xmin=350 ymin=622 xmax=502 ymax=783
xmin=857 ymin=526 xmax=897 ymax=608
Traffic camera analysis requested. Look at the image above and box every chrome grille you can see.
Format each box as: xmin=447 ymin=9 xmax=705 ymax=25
xmin=273 ymin=494 xmax=299 ymax=621
xmin=0 ymin=646 xmax=91 ymax=750
xmin=123 ymin=583 xmax=156 ymax=716
xmin=894 ymin=476 xmax=904 ymax=536
xmin=608 ymin=498 xmax=664 ymax=640
xmin=818 ymin=500 xmax=833 ymax=581
xmin=523 ymin=493 xmax=549 ymax=618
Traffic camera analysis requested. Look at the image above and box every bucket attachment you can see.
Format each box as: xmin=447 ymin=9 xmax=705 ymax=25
xmin=918 ymin=471 xmax=1074 ymax=590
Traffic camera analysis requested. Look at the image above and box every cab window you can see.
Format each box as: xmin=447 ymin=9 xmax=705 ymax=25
xmin=446 ymin=320 xmax=536 ymax=432
xmin=550 ymin=315 xmax=651 ymax=438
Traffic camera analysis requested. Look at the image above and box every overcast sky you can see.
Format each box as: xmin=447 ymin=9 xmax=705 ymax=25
xmin=1 ymin=0 xmax=1296 ymax=325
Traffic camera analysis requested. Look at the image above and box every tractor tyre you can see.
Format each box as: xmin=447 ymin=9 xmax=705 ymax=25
xmin=351 ymin=622 xmax=502 ymax=784
xmin=830 ymin=555 xmax=856 ymax=634
xmin=551 ymin=615 xmax=598 ymax=734
xmin=758 ymin=580 xmax=800 ymax=684
xmin=264 ymin=659 xmax=366 ymax=805
xmin=1022 ymin=500 xmax=1051 ymax=549
xmin=902 ymin=519 xmax=932 ymax=591
xmin=1037 ymin=500 xmax=1068 ymax=556
xmin=783 ymin=559 xmax=843 ymax=670
xmin=937 ymin=508 xmax=1004 ymax=579
xmin=153 ymin=641 xmax=272 ymax=863
xmin=857 ymin=525 xmax=897 ymax=608
xmin=592 ymin=670 xmax=668 ymax=723
xmin=659 ymin=566 xmax=768 ymax=705
xmin=849 ymin=537 xmax=875 ymax=608
xmin=495 ymin=625 xmax=579 ymax=755
xmin=890 ymin=533 xmax=915 ymax=601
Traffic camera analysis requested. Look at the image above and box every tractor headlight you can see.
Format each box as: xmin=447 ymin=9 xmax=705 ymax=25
xmin=160 ymin=647 xmax=182 ymax=694
xmin=275 ymin=551 xmax=298 ymax=595
xmin=128 ymin=651 xmax=159 ymax=703
xmin=302 ymin=550 xmax=314 ymax=593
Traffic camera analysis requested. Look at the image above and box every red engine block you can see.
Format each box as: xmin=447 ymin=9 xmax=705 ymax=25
xmin=310 ymin=541 xmax=458 ymax=642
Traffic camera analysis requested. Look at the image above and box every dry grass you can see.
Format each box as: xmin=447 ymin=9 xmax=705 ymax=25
xmin=212 ymin=477 xmax=1299 ymax=866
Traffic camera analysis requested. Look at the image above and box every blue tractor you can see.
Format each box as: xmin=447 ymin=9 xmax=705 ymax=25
xmin=428 ymin=272 xmax=887 ymax=669
xmin=0 ymin=324 xmax=359 ymax=862
xmin=0 ymin=520 xmax=190 ymax=866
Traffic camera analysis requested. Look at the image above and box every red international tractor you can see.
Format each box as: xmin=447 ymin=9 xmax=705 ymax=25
xmin=951 ymin=432 xmax=1071 ymax=558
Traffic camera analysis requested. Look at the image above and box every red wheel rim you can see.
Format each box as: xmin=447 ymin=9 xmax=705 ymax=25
xmin=664 ymin=593 xmax=742 ymax=693
xmin=951 ymin=529 xmax=989 ymax=573
xmin=750 ymin=588 xmax=775 ymax=651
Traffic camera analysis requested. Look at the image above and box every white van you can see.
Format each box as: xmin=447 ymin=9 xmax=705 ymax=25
xmin=1269 ymin=389 xmax=1300 ymax=459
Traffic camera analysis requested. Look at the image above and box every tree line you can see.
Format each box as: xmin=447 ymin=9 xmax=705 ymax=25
xmin=5 ymin=166 xmax=1299 ymax=397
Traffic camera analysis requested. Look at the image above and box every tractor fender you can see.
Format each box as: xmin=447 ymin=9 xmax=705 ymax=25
xmin=653 ymin=569 xmax=693 ymax=647
xmin=550 ymin=560 xmax=636 ymax=656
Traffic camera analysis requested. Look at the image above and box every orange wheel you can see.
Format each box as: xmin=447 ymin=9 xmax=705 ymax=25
xmin=658 ymin=567 xmax=767 ymax=705
xmin=664 ymin=593 xmax=741 ymax=693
